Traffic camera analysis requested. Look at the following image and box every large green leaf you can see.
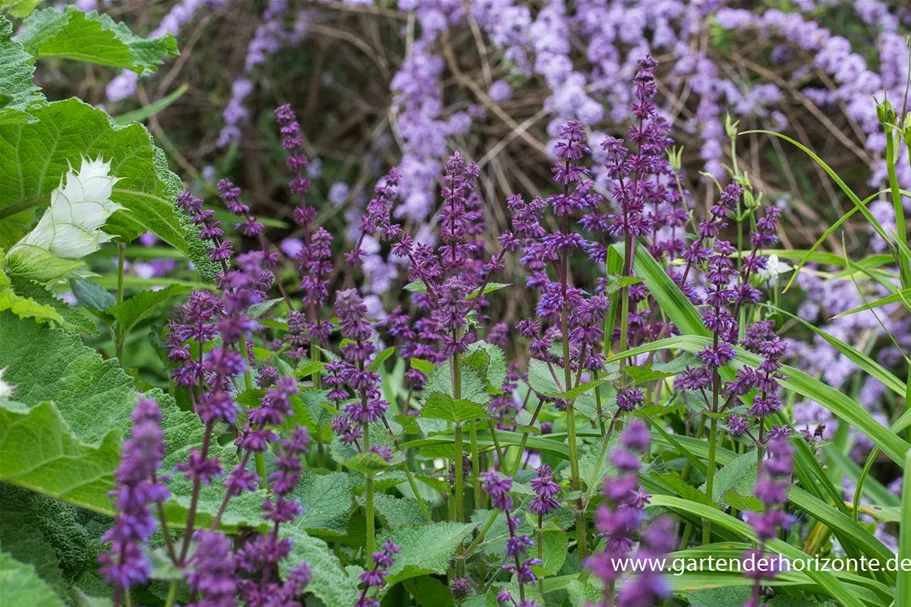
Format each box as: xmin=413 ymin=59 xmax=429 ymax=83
xmin=0 ymin=16 xmax=44 ymax=126
xmin=105 ymin=283 xmax=190 ymax=336
xmin=281 ymin=527 xmax=361 ymax=607
xmin=421 ymin=393 xmax=488 ymax=423
xmin=0 ymin=99 xmax=189 ymax=253
xmin=15 ymin=7 xmax=177 ymax=75
xmin=381 ymin=522 xmax=476 ymax=585
xmin=0 ymin=312 xmax=257 ymax=531
xmin=0 ymin=267 xmax=63 ymax=325
xmin=0 ymin=400 xmax=120 ymax=513
xmin=291 ymin=471 xmax=353 ymax=537
xmin=0 ymin=550 xmax=63 ymax=606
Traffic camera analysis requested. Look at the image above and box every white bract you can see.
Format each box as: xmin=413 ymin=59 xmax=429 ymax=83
xmin=12 ymin=156 xmax=123 ymax=259
xmin=0 ymin=368 xmax=13 ymax=400
xmin=759 ymin=254 xmax=793 ymax=286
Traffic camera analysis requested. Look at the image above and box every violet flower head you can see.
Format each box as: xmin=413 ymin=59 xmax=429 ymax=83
xmin=528 ymin=464 xmax=561 ymax=515
xmin=185 ymin=529 xmax=237 ymax=606
xmin=99 ymin=397 xmax=169 ymax=593
xmin=357 ymin=540 xmax=401 ymax=607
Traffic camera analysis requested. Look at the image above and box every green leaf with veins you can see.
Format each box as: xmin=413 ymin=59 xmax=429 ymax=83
xmin=292 ymin=472 xmax=353 ymax=537
xmin=0 ymin=313 xmax=261 ymax=531
xmin=421 ymin=392 xmax=488 ymax=423
xmin=0 ymin=550 xmax=63 ymax=607
xmin=380 ymin=522 xmax=476 ymax=585
xmin=0 ymin=99 xmax=189 ymax=254
xmin=105 ymin=283 xmax=190 ymax=335
xmin=0 ymin=17 xmax=44 ymax=126
xmin=281 ymin=527 xmax=360 ymax=607
xmin=15 ymin=7 xmax=177 ymax=74
xmin=0 ymin=267 xmax=64 ymax=326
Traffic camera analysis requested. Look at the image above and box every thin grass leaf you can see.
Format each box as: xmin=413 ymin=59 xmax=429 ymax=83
xmin=648 ymin=495 xmax=867 ymax=607
xmin=898 ymin=448 xmax=911 ymax=607
xmin=740 ymin=131 xmax=892 ymax=244
xmin=765 ymin=303 xmax=905 ymax=396
xmin=605 ymin=335 xmax=910 ymax=466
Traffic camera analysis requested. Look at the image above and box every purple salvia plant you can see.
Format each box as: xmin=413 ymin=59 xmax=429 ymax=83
xmin=99 ymin=397 xmax=170 ymax=604
xmin=483 ymin=470 xmax=542 ymax=607
xmin=743 ymin=437 xmax=794 ymax=607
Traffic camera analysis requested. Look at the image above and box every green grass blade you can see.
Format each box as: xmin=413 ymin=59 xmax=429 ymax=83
xmin=832 ymin=287 xmax=911 ymax=319
xmin=648 ymin=495 xmax=868 ymax=607
xmin=765 ymin=303 xmax=905 ymax=396
xmin=605 ymin=336 xmax=910 ymax=467
xmin=741 ymin=131 xmax=892 ymax=245
xmin=898 ymin=448 xmax=911 ymax=607
xmin=112 ymin=84 xmax=188 ymax=125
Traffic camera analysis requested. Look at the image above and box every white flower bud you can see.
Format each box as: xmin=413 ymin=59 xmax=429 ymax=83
xmin=9 ymin=156 xmax=122 ymax=261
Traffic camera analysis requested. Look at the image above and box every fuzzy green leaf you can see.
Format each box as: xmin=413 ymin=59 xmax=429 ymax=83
xmin=421 ymin=393 xmax=488 ymax=423
xmin=0 ymin=550 xmax=63 ymax=607
xmin=0 ymin=99 xmax=189 ymax=254
xmin=281 ymin=527 xmax=360 ymax=607
xmin=382 ymin=522 xmax=476 ymax=585
xmin=15 ymin=7 xmax=178 ymax=75
xmin=292 ymin=472 xmax=353 ymax=537
xmin=0 ymin=16 xmax=43 ymax=127
xmin=372 ymin=494 xmax=427 ymax=529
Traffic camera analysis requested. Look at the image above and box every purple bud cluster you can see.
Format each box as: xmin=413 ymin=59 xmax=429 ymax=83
xmin=586 ymin=420 xmax=672 ymax=606
xmin=99 ymin=398 xmax=170 ymax=596
xmin=743 ymin=437 xmax=794 ymax=606
xmin=356 ymin=540 xmax=402 ymax=607
xmin=482 ymin=470 xmax=542 ymax=606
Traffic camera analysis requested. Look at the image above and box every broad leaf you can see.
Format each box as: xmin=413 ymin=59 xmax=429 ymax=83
xmin=0 ymin=267 xmax=63 ymax=325
xmin=421 ymin=392 xmax=488 ymax=423
xmin=0 ymin=550 xmax=63 ymax=606
xmin=281 ymin=527 xmax=360 ymax=607
xmin=0 ymin=99 xmax=189 ymax=254
xmin=15 ymin=7 xmax=178 ymax=75
xmin=292 ymin=472 xmax=353 ymax=537
xmin=381 ymin=522 xmax=476 ymax=585
xmin=106 ymin=283 xmax=190 ymax=335
xmin=0 ymin=16 xmax=43 ymax=126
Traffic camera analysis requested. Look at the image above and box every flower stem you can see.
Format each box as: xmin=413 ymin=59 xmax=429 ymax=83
xmin=164 ymin=580 xmax=179 ymax=607
xmin=703 ymin=416 xmax=718 ymax=545
xmin=470 ymin=420 xmax=481 ymax=508
xmin=115 ymin=242 xmax=126 ymax=363
xmin=363 ymin=421 xmax=375 ymax=559
xmin=563 ymin=307 xmax=587 ymax=558
xmin=454 ymin=422 xmax=465 ymax=523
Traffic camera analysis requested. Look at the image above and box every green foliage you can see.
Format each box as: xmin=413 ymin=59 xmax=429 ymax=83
xmin=421 ymin=392 xmax=488 ymax=423
xmin=292 ymin=471 xmax=353 ymax=537
xmin=15 ymin=7 xmax=178 ymax=74
xmin=281 ymin=527 xmax=360 ymax=607
xmin=106 ymin=283 xmax=190 ymax=335
xmin=0 ymin=265 xmax=64 ymax=325
xmin=0 ymin=99 xmax=189 ymax=253
xmin=0 ymin=17 xmax=43 ymax=126
xmin=381 ymin=522 xmax=476 ymax=585
xmin=0 ymin=549 xmax=63 ymax=606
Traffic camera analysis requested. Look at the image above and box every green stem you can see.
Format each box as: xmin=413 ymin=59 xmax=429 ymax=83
xmin=470 ymin=420 xmax=482 ymax=509
xmin=454 ymin=423 xmax=465 ymax=523
xmin=886 ymin=127 xmax=911 ymax=287
xmin=703 ymin=416 xmax=718 ymax=545
xmin=240 ymin=336 xmax=267 ymax=490
xmin=115 ymin=242 xmax=126 ymax=363
xmin=562 ymin=308 xmax=587 ymax=559
xmin=311 ymin=343 xmax=326 ymax=468
xmin=364 ymin=422 xmax=375 ymax=559
xmin=164 ymin=580 xmax=179 ymax=607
